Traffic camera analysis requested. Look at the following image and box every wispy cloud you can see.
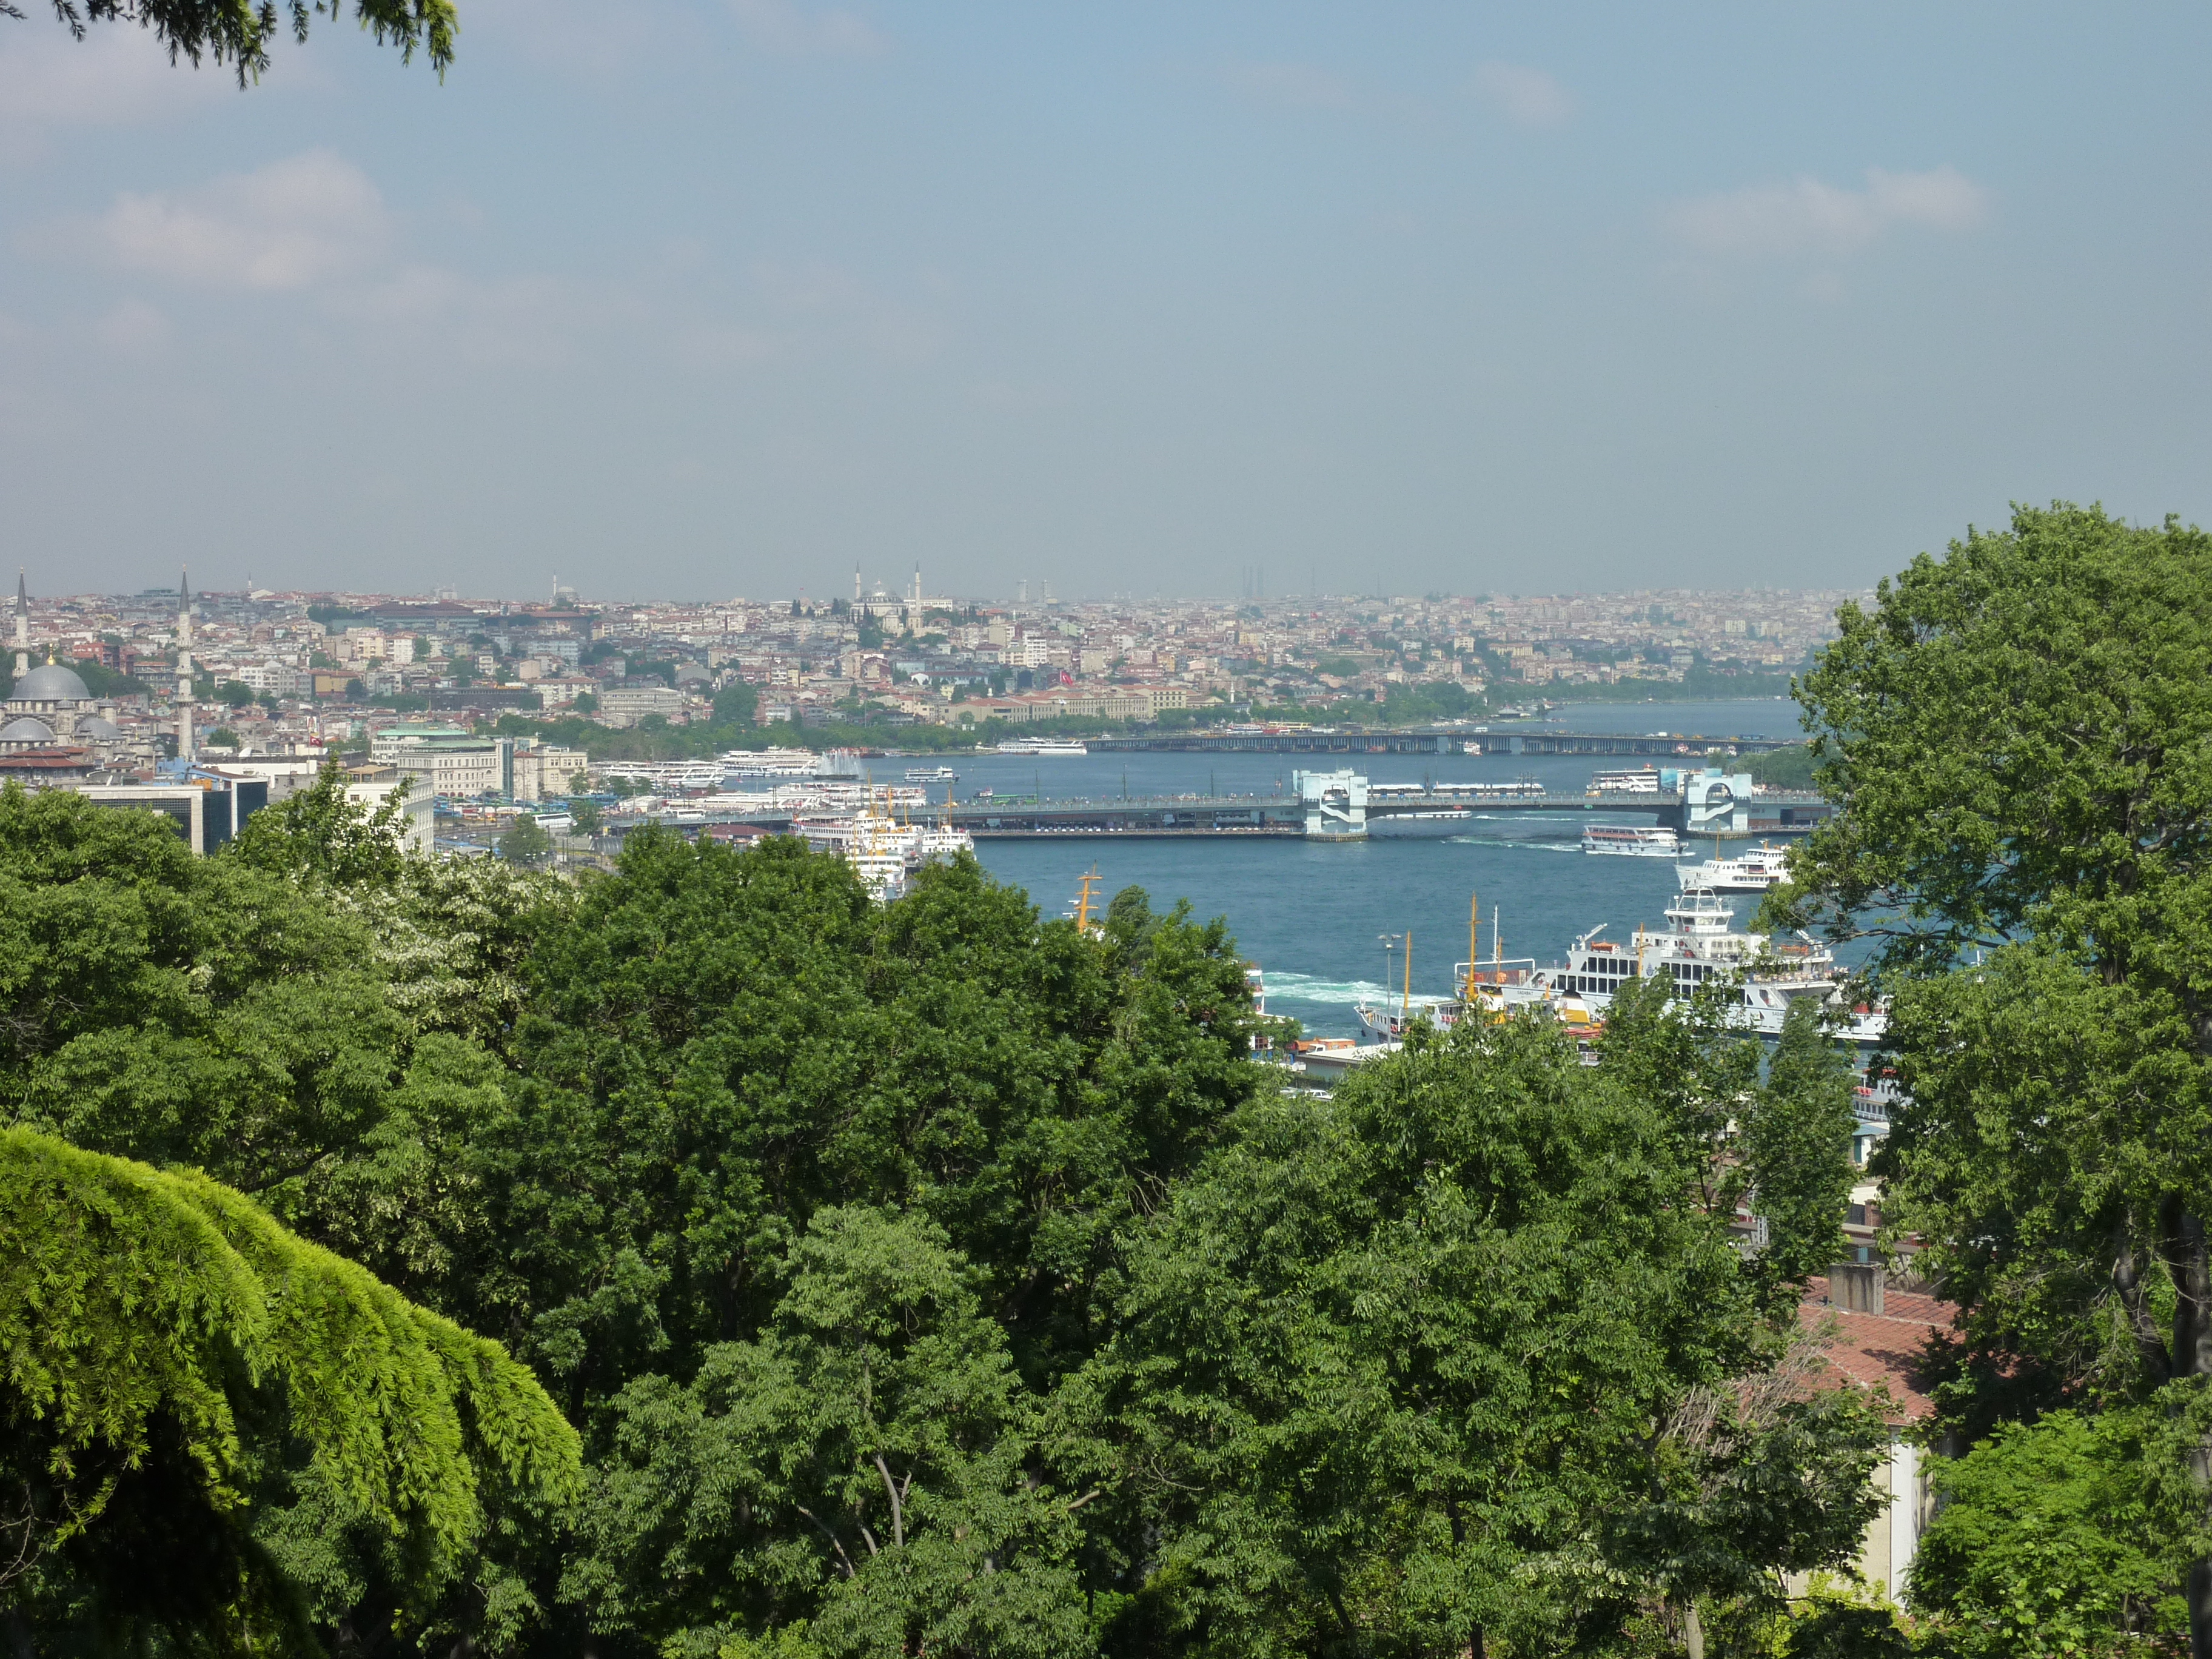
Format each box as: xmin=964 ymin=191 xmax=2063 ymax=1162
xmin=1470 ymin=61 xmax=1572 ymax=128
xmin=727 ymin=0 xmax=887 ymax=56
xmin=1664 ymin=166 xmax=1989 ymax=259
xmin=92 ymin=150 xmax=389 ymax=290
xmin=0 ymin=27 xmax=232 ymax=147
xmin=1225 ymin=62 xmax=1356 ymax=112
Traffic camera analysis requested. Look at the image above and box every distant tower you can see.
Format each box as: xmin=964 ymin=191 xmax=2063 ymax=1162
xmin=854 ymin=566 xmax=863 ymax=605
xmin=910 ymin=563 xmax=921 ymax=608
xmin=13 ymin=569 xmax=27 ymax=678
xmin=176 ymin=567 xmax=195 ymax=762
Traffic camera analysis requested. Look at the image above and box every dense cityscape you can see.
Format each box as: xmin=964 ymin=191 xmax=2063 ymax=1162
xmin=5 ymin=2 xmax=2208 ymax=1655
xmin=2 ymin=571 xmax=1866 ymax=776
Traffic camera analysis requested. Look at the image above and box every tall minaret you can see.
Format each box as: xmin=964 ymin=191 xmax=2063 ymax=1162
xmin=911 ymin=563 xmax=921 ymax=608
xmin=176 ymin=567 xmax=195 ymax=763
xmin=13 ymin=569 xmax=27 ymax=678
xmin=854 ymin=565 xmax=863 ymax=605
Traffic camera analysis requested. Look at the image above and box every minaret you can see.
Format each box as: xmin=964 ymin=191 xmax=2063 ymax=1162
xmin=911 ymin=563 xmax=921 ymax=608
xmin=176 ymin=567 xmax=195 ymax=763
xmin=854 ymin=566 xmax=863 ymax=605
xmin=13 ymin=569 xmax=27 ymax=678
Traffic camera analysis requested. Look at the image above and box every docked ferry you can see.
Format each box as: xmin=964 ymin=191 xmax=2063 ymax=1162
xmin=1532 ymin=888 xmax=1885 ymax=1043
xmin=1353 ymin=887 xmax=1885 ymax=1046
xmin=997 ymin=739 xmax=1088 ymax=757
xmin=1675 ymin=842 xmax=1792 ymax=893
xmin=1583 ymin=823 xmax=1682 ymax=857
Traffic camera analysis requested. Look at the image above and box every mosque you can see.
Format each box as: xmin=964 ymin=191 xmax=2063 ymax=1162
xmin=0 ymin=571 xmax=146 ymax=773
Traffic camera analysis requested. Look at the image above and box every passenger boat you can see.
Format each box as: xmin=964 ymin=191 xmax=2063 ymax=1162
xmin=905 ymin=766 xmax=958 ymax=783
xmin=1675 ymin=841 xmax=1791 ymax=892
xmin=798 ymin=788 xmax=974 ymax=903
xmin=1530 ymin=886 xmax=1886 ymax=1043
xmin=1582 ymin=823 xmax=1681 ymax=857
xmin=997 ymin=739 xmax=1088 ymax=756
xmin=1588 ymin=766 xmax=1664 ymax=795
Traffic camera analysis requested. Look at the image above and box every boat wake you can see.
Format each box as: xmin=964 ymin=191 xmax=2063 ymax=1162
xmin=1263 ymin=973 xmax=1397 ymax=1005
xmin=1443 ymin=836 xmax=1580 ymax=852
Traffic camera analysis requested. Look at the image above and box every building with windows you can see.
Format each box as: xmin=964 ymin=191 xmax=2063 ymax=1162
xmin=598 ymin=684 xmax=686 ymax=726
xmin=368 ymin=724 xmax=512 ymax=799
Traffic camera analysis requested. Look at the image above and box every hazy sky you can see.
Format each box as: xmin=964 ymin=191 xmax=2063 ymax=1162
xmin=2 ymin=3 xmax=2206 ymax=601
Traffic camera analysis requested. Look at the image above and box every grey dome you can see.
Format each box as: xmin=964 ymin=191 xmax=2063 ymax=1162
xmin=13 ymin=664 xmax=90 ymax=703
xmin=1 ymin=717 xmax=55 ymax=744
xmin=76 ymin=716 xmax=122 ymax=739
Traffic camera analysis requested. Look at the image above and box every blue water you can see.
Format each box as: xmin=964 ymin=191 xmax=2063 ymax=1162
xmin=944 ymin=700 xmax=1810 ymax=1038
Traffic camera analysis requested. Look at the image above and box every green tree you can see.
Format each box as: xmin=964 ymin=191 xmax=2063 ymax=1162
xmin=217 ymin=679 xmax=254 ymax=708
xmin=498 ymin=817 xmax=554 ymax=867
xmin=568 ymin=1206 xmax=1085 ymax=1658
xmin=568 ymin=797 xmax=603 ymax=835
xmin=1741 ymin=1000 xmax=1860 ymax=1293
xmin=0 ymin=1127 xmax=578 ymax=1652
xmin=714 ymin=682 xmax=760 ymax=727
xmin=230 ymin=757 xmax=415 ymax=888
xmin=1766 ymin=502 xmax=2212 ymax=1652
xmin=1911 ymin=1410 xmax=2190 ymax=1655
xmin=1059 ymin=1012 xmax=1884 ymax=1655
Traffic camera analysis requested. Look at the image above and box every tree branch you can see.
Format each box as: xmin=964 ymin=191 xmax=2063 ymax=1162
xmin=873 ymin=1453 xmax=905 ymax=1548
xmin=792 ymin=1505 xmax=857 ymax=1580
xmin=2112 ymin=1222 xmax=2176 ymax=1384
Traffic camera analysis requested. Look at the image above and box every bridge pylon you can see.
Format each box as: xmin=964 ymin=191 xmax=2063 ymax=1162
xmin=1293 ymin=769 xmax=1368 ymax=839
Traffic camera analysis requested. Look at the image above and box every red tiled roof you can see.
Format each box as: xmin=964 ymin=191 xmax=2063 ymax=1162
xmin=1797 ymin=1275 xmax=1956 ymax=1424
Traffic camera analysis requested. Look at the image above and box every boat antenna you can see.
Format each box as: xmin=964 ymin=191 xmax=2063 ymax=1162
xmin=1467 ymin=889 xmax=1478 ymax=991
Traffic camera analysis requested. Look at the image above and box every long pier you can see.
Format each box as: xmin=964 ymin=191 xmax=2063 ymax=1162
xmin=1085 ymin=728 xmax=1800 ymax=757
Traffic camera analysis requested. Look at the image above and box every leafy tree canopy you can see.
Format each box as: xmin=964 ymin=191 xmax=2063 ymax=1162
xmin=1766 ymin=501 xmax=2212 ymax=1651
xmin=0 ymin=1127 xmax=578 ymax=1652
xmin=35 ymin=0 xmax=458 ymax=84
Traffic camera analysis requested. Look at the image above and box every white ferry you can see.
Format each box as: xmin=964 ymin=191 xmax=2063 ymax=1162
xmin=1582 ymin=823 xmax=1681 ymax=857
xmin=1675 ymin=842 xmax=1792 ymax=893
xmin=997 ymin=739 xmax=1088 ymax=757
xmin=1531 ymin=888 xmax=1885 ymax=1043
xmin=1588 ymin=766 xmax=1664 ymax=795
xmin=797 ymin=789 xmax=975 ymax=902
xmin=905 ymin=766 xmax=958 ymax=783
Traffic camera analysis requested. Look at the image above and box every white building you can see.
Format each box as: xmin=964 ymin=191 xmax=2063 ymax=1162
xmin=598 ymin=684 xmax=686 ymax=726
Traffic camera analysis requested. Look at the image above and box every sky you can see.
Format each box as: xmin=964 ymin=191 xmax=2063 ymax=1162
xmin=2 ymin=2 xmax=2207 ymax=602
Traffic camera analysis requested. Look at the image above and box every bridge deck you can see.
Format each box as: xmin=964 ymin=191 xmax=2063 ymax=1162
xmin=1085 ymin=728 xmax=1799 ymax=756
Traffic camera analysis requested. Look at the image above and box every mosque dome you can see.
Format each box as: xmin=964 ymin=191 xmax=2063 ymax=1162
xmin=76 ymin=715 xmax=122 ymax=740
xmin=13 ymin=663 xmax=91 ymax=703
xmin=0 ymin=717 xmax=56 ymax=745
